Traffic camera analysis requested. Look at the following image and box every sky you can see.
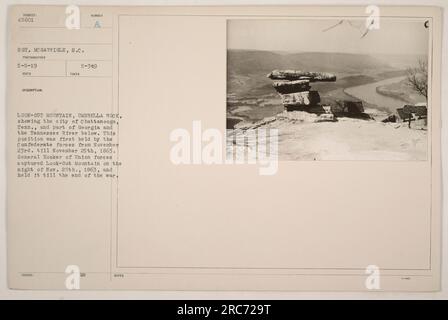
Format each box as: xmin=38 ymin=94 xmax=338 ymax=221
xmin=227 ymin=18 xmax=429 ymax=55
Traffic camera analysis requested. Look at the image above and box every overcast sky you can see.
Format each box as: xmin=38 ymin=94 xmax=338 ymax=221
xmin=227 ymin=18 xmax=429 ymax=55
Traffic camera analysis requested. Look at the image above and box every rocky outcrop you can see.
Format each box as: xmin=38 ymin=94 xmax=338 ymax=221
xmin=282 ymin=90 xmax=321 ymax=108
xmin=268 ymin=70 xmax=333 ymax=112
xmin=343 ymin=100 xmax=364 ymax=113
xmin=227 ymin=116 xmax=245 ymax=129
xmin=382 ymin=114 xmax=397 ymax=123
xmin=268 ymin=69 xmax=374 ymax=120
xmin=267 ymin=70 xmax=337 ymax=82
xmin=330 ymin=100 xmax=371 ymax=119
xmin=273 ymin=80 xmax=311 ymax=94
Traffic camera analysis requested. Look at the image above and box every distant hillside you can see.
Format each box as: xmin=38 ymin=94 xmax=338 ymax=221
xmin=227 ymin=50 xmax=395 ymax=76
xmin=227 ymin=50 xmax=425 ymax=123
xmin=375 ymin=53 xmax=428 ymax=70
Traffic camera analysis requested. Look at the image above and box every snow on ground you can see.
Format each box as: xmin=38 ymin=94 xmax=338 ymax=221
xmin=232 ymin=111 xmax=427 ymax=161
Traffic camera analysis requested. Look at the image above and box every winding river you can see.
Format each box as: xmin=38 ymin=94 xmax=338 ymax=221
xmin=344 ymin=76 xmax=407 ymax=113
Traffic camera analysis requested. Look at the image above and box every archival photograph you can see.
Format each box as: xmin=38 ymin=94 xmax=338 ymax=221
xmin=227 ymin=18 xmax=430 ymax=160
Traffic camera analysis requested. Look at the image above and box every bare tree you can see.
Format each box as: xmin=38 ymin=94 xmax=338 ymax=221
xmin=406 ymin=59 xmax=428 ymax=99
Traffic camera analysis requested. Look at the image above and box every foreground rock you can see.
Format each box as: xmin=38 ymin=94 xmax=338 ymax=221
xmin=331 ymin=100 xmax=372 ymax=120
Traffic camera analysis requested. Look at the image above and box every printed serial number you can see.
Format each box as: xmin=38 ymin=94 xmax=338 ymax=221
xmin=221 ymin=304 xmax=271 ymax=315
xmin=177 ymin=304 xmax=271 ymax=318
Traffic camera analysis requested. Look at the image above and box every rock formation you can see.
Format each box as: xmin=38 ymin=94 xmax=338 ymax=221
xmin=267 ymin=70 xmax=337 ymax=82
xmin=268 ymin=69 xmax=371 ymax=120
xmin=331 ymin=100 xmax=371 ymax=120
xmin=382 ymin=114 xmax=397 ymax=123
xmin=396 ymin=104 xmax=427 ymax=121
xmin=272 ymin=80 xmax=311 ymax=94
xmin=268 ymin=70 xmax=336 ymax=113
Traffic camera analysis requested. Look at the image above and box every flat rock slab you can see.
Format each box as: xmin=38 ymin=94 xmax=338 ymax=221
xmin=268 ymin=70 xmax=336 ymax=82
xmin=273 ymin=80 xmax=311 ymax=94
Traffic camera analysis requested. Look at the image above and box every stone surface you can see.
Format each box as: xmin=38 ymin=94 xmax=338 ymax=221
xmin=382 ymin=114 xmax=397 ymax=123
xmin=273 ymin=80 xmax=311 ymax=94
xmin=276 ymin=110 xmax=318 ymax=123
xmin=331 ymin=100 xmax=365 ymax=114
xmin=234 ymin=117 xmax=277 ymax=130
xmin=226 ymin=116 xmax=244 ymax=129
xmin=281 ymin=90 xmax=320 ymax=107
xmin=345 ymin=100 xmax=365 ymax=113
xmin=267 ymin=70 xmax=337 ymax=82
xmin=268 ymin=70 xmax=335 ymax=114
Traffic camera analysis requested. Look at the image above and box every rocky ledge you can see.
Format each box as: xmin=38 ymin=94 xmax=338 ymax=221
xmin=268 ymin=69 xmax=372 ymax=120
